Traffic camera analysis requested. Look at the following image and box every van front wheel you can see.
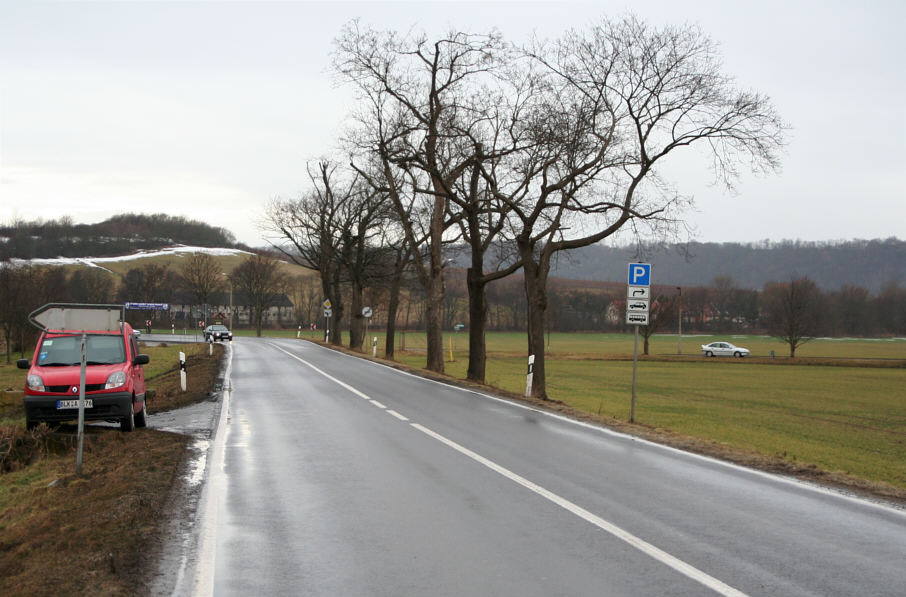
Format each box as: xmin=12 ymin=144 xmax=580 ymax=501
xmin=135 ymin=400 xmax=147 ymax=428
xmin=120 ymin=407 xmax=135 ymax=432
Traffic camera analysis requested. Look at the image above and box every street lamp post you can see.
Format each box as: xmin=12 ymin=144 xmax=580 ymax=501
xmin=676 ymin=286 xmax=683 ymax=355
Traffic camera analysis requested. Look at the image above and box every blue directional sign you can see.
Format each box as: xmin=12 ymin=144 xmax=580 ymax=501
xmin=627 ymin=263 xmax=652 ymax=287
xmin=125 ymin=302 xmax=170 ymax=311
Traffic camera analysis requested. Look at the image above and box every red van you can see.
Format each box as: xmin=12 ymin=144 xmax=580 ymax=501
xmin=17 ymin=321 xmax=150 ymax=432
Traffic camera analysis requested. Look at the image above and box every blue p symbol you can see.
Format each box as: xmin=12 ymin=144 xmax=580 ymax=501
xmin=629 ymin=263 xmax=651 ymax=286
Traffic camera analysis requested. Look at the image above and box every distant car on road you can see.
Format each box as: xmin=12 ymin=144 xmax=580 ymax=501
xmin=204 ymin=324 xmax=233 ymax=342
xmin=701 ymin=341 xmax=750 ymax=358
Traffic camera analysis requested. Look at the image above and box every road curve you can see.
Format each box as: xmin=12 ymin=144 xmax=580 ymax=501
xmin=191 ymin=338 xmax=906 ymax=596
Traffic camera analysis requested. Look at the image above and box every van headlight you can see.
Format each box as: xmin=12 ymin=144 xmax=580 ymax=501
xmin=105 ymin=371 xmax=127 ymax=389
xmin=27 ymin=375 xmax=45 ymax=392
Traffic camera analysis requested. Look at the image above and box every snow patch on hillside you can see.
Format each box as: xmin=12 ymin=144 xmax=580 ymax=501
xmin=14 ymin=245 xmax=253 ymax=269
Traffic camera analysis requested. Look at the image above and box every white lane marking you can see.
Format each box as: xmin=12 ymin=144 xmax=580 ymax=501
xmin=268 ymin=341 xmax=747 ymax=596
xmin=308 ymin=341 xmax=906 ymax=519
xmin=387 ymin=409 xmax=409 ymax=421
xmin=191 ymin=341 xmax=234 ymax=597
xmin=410 ymin=422 xmax=749 ymax=597
xmin=270 ymin=343 xmax=373 ymax=400
xmin=370 ymin=400 xmax=387 ymax=409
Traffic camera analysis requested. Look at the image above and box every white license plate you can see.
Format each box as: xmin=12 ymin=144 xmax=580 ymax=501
xmin=56 ymin=399 xmax=93 ymax=409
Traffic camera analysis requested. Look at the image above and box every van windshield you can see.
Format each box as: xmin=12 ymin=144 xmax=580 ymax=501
xmin=37 ymin=334 xmax=126 ymax=366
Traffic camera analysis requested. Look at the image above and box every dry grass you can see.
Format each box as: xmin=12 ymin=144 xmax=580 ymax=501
xmin=0 ymin=341 xmax=224 ymax=597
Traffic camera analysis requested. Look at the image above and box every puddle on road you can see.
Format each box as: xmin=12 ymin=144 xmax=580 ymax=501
xmin=184 ymin=438 xmax=210 ymax=487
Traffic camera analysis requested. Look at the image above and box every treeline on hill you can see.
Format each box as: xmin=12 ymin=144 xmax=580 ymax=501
xmin=541 ymin=238 xmax=906 ymax=295
xmin=0 ymin=214 xmax=238 ymax=260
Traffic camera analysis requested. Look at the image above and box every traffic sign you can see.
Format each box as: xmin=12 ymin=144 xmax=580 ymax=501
xmin=324 ymin=308 xmax=332 ymax=318
xmin=322 ymin=299 xmax=332 ymax=309
xmin=628 ymin=263 xmax=651 ymax=286
xmin=125 ymin=302 xmax=169 ymax=311
xmin=627 ymin=299 xmax=649 ymax=312
xmin=28 ymin=303 xmax=124 ymax=332
xmin=627 ymin=286 xmax=650 ymax=299
xmin=626 ymin=312 xmax=650 ymax=325
xmin=362 ymin=306 xmax=373 ymax=318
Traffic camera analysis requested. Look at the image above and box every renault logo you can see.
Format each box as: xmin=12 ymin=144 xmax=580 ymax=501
xmin=71 ymin=386 xmax=79 ymax=394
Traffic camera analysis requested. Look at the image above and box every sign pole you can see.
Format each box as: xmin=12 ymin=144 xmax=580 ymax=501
xmin=626 ymin=263 xmax=651 ymax=424
xmin=76 ymin=333 xmax=87 ymax=475
xmin=630 ymin=326 xmax=639 ymax=423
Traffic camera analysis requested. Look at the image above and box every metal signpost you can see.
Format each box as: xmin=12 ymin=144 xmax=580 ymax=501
xmin=323 ymin=299 xmax=332 ymax=342
xmin=27 ymin=303 xmax=126 ymax=475
xmin=362 ymin=306 xmax=373 ymax=348
xmin=626 ymin=264 xmax=651 ymax=423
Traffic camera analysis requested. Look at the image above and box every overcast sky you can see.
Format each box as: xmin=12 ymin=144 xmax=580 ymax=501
xmin=1 ymin=0 xmax=903 ymax=248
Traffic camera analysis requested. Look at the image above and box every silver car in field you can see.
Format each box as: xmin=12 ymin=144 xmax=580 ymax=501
xmin=701 ymin=341 xmax=750 ymax=358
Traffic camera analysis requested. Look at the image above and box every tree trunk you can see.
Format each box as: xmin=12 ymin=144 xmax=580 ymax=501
xmin=349 ymin=282 xmax=364 ymax=351
xmin=424 ymin=270 xmax=445 ymax=373
xmin=520 ymin=243 xmax=550 ymax=400
xmin=385 ymin=269 xmax=403 ymax=359
xmin=466 ymin=267 xmax=487 ymax=382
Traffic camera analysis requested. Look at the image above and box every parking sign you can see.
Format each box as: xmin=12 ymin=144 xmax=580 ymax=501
xmin=627 ymin=263 xmax=651 ymax=286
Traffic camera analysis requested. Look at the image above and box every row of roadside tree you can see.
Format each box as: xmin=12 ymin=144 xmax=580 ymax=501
xmin=261 ymin=15 xmax=787 ymax=398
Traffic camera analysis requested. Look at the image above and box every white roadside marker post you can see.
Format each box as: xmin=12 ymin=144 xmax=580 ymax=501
xmin=179 ymin=352 xmax=187 ymax=392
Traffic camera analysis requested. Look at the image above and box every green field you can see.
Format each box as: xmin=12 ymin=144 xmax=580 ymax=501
xmin=379 ymin=332 xmax=906 ymax=492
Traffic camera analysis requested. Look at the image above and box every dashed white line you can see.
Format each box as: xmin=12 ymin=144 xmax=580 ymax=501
xmin=269 ymin=341 xmax=748 ymax=597
xmin=387 ymin=409 xmax=409 ymax=421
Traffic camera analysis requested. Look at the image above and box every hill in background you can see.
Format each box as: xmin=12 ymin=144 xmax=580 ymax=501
xmin=547 ymin=238 xmax=906 ymax=293
xmin=0 ymin=213 xmax=241 ymax=260
xmin=3 ymin=213 xmax=903 ymax=294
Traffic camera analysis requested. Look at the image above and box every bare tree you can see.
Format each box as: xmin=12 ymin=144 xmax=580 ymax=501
xmin=231 ymin=253 xmax=288 ymax=337
xmin=69 ymin=268 xmax=116 ymax=304
xmin=0 ymin=262 xmax=27 ymax=363
xmin=482 ymin=16 xmax=785 ymax=399
xmin=181 ymin=253 xmax=221 ymax=313
xmin=335 ymin=22 xmax=507 ymax=373
xmin=638 ymin=293 xmax=679 ymax=355
xmin=288 ymin=274 xmax=321 ymax=327
xmin=762 ymin=277 xmax=823 ymax=357
xmin=266 ymin=161 xmax=390 ymax=349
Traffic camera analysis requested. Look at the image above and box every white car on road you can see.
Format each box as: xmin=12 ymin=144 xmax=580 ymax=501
xmin=701 ymin=341 xmax=750 ymax=358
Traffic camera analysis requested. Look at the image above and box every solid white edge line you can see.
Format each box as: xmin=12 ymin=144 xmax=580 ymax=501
xmin=410 ymin=422 xmax=748 ymax=597
xmin=268 ymin=341 xmax=747 ymax=596
xmin=306 ymin=341 xmax=906 ymax=519
xmin=191 ymin=340 xmax=234 ymax=597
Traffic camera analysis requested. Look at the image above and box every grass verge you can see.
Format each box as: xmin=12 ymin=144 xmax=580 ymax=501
xmin=0 ymin=342 xmax=223 ymax=597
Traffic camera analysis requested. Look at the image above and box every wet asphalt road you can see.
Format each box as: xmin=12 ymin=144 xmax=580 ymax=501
xmin=185 ymin=338 xmax=905 ymax=596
